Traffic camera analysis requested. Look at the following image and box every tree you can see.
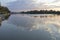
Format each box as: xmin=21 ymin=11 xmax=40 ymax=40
xmin=0 ymin=5 xmax=10 ymax=19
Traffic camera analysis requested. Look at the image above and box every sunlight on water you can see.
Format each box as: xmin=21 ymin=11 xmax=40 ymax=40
xmin=1 ymin=14 xmax=60 ymax=40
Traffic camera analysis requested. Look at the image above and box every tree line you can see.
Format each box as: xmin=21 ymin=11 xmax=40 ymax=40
xmin=21 ymin=10 xmax=60 ymax=14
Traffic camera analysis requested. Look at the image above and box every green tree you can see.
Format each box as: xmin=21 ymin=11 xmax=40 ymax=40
xmin=0 ymin=5 xmax=10 ymax=19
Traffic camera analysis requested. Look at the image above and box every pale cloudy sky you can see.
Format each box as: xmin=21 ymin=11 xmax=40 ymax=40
xmin=0 ymin=0 xmax=60 ymax=12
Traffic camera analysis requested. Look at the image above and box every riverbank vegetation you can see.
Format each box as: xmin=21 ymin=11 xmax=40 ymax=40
xmin=21 ymin=10 xmax=60 ymax=15
xmin=0 ymin=5 xmax=10 ymax=19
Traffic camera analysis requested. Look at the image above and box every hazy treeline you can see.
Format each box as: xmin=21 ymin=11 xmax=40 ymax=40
xmin=21 ymin=10 xmax=60 ymax=14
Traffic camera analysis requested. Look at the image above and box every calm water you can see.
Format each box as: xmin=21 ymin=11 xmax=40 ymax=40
xmin=0 ymin=14 xmax=60 ymax=40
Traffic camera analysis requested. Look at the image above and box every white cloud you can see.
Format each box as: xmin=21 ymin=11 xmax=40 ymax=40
xmin=44 ymin=1 xmax=60 ymax=7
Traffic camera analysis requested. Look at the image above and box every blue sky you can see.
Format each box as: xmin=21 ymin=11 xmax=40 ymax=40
xmin=0 ymin=0 xmax=60 ymax=12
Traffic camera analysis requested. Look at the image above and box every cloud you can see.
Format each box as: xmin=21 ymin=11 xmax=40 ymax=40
xmin=7 ymin=0 xmax=38 ymax=11
xmin=0 ymin=0 xmax=17 ymax=6
xmin=6 ymin=0 xmax=51 ymax=11
xmin=0 ymin=0 xmax=17 ymax=3
xmin=54 ymin=0 xmax=60 ymax=2
xmin=6 ymin=0 xmax=60 ymax=11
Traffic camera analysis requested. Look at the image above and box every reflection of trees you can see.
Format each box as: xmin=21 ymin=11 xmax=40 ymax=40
xmin=0 ymin=3 xmax=10 ymax=26
xmin=21 ymin=10 xmax=60 ymax=14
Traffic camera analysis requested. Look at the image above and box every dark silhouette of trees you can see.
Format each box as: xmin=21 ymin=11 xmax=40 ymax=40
xmin=0 ymin=6 xmax=10 ymax=14
xmin=21 ymin=10 xmax=60 ymax=14
xmin=0 ymin=4 xmax=10 ymax=19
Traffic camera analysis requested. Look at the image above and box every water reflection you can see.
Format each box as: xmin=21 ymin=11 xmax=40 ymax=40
xmin=0 ymin=14 xmax=60 ymax=40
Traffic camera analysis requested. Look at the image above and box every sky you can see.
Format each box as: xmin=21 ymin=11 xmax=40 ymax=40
xmin=0 ymin=0 xmax=60 ymax=12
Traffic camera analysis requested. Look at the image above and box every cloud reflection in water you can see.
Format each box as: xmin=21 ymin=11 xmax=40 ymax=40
xmin=1 ymin=14 xmax=60 ymax=40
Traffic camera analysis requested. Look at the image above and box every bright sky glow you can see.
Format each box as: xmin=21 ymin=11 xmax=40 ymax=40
xmin=33 ymin=0 xmax=55 ymax=3
xmin=44 ymin=1 xmax=60 ymax=6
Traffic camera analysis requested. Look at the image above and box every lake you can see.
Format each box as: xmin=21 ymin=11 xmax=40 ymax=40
xmin=0 ymin=14 xmax=60 ymax=40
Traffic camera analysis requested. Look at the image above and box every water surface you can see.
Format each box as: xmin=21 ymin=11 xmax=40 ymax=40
xmin=0 ymin=14 xmax=60 ymax=40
